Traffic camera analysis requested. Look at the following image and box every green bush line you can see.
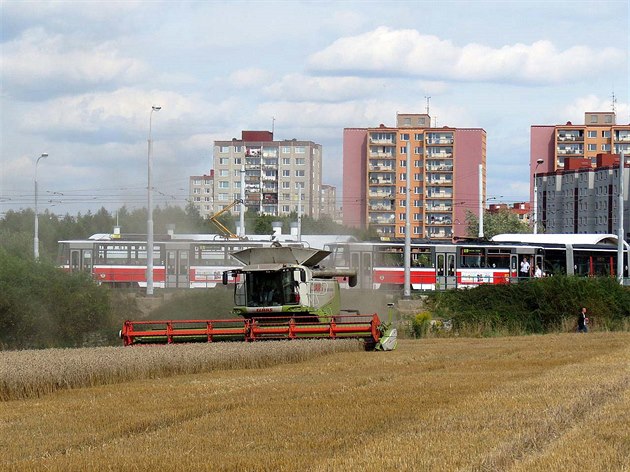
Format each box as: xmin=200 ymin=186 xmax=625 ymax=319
xmin=424 ymin=276 xmax=630 ymax=335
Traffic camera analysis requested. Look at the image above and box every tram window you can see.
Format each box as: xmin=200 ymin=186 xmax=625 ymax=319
xmin=129 ymin=244 xmax=144 ymax=264
xmin=486 ymin=249 xmax=511 ymax=269
xmin=97 ymin=244 xmax=129 ymax=265
xmin=459 ymin=247 xmax=484 ymax=268
xmin=437 ymin=254 xmax=445 ymax=276
xmin=83 ymin=250 xmax=92 ymax=271
xmin=573 ymin=254 xmax=591 ymax=276
xmin=590 ymin=253 xmax=614 ymax=276
xmin=375 ymin=246 xmax=403 ymax=267
xmin=411 ymin=248 xmax=432 ymax=267
xmin=194 ymin=244 xmax=227 ymax=265
xmin=328 ymin=245 xmax=349 ymax=267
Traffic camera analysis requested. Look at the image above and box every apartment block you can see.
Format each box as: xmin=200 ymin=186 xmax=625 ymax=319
xmin=212 ymin=131 xmax=322 ymax=218
xmin=537 ymin=153 xmax=630 ymax=237
xmin=320 ymin=184 xmax=340 ymax=222
xmin=189 ymin=171 xmax=214 ymax=218
xmin=343 ymin=114 xmax=486 ymax=240
xmin=530 ymin=112 xmax=630 ymax=201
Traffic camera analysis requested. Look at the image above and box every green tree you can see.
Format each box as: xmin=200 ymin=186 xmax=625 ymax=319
xmin=466 ymin=209 xmax=530 ymax=239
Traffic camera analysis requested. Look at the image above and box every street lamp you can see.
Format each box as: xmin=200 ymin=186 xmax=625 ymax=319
xmin=147 ymin=106 xmax=161 ymax=296
xmin=533 ymin=158 xmax=544 ymax=234
xmin=34 ymin=153 xmax=49 ymax=260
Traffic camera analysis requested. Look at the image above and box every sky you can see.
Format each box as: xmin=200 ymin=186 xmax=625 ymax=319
xmin=1 ymin=0 xmax=629 ymax=218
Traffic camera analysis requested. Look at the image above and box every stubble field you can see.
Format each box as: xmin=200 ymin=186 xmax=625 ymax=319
xmin=1 ymin=333 xmax=629 ymax=471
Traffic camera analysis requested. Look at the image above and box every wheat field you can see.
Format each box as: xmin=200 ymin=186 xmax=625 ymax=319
xmin=1 ymin=333 xmax=629 ymax=471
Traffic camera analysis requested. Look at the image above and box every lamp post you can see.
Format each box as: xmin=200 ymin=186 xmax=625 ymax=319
xmin=34 ymin=153 xmax=48 ymax=260
xmin=147 ymin=106 xmax=161 ymax=296
xmin=533 ymin=158 xmax=544 ymax=234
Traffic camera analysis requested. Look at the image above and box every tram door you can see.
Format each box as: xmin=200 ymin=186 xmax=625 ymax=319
xmin=70 ymin=249 xmax=93 ymax=274
xmin=350 ymin=249 xmax=373 ymax=289
xmin=435 ymin=249 xmax=456 ymax=290
xmin=166 ymin=249 xmax=190 ymax=288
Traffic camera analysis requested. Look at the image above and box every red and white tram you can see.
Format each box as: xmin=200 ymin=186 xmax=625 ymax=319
xmin=321 ymin=234 xmax=628 ymax=291
xmin=57 ymin=233 xmax=355 ymax=289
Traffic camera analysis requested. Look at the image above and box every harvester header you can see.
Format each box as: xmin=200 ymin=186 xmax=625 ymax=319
xmin=121 ymin=244 xmax=396 ymax=350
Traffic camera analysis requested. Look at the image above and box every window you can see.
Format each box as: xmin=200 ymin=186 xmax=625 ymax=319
xmin=218 ymin=158 xmax=229 ymax=165
xmin=218 ymin=181 xmax=229 ymax=188
xmin=282 ymin=170 xmax=290 ymax=177
xmin=294 ymin=146 xmax=305 ymax=153
xmin=399 ymin=159 xmax=406 ymax=167
xmin=234 ymin=146 xmax=242 ymax=153
xmin=281 ymin=146 xmax=291 ymax=153
xmin=399 ymin=173 xmax=407 ymax=180
xmin=282 ymin=182 xmax=290 ymax=189
xmin=234 ymin=157 xmax=242 ymax=165
xmin=218 ymin=193 xmax=228 ymax=201
xmin=219 ymin=170 xmax=229 ymax=176
xmin=588 ymin=144 xmax=596 ymax=151
xmin=590 ymin=115 xmax=598 ymax=123
xmin=602 ymin=131 xmax=611 ymax=138
xmin=296 ymin=158 xmax=305 ymax=165
xmin=295 ymin=170 xmax=305 ymax=177
xmin=400 ymin=133 xmax=409 ymax=141
xmin=604 ymin=115 xmax=612 ymax=123
xmin=220 ymin=146 xmax=230 ymax=153
xmin=414 ymin=173 xmax=421 ymax=180
xmin=192 ymin=179 xmax=201 ymax=185
xmin=601 ymin=144 xmax=611 ymax=151
xmin=193 ymin=188 xmax=200 ymax=194
xmin=295 ymin=182 xmax=305 ymax=189
xmin=282 ymin=158 xmax=290 ymax=165
xmin=587 ymin=131 xmax=597 ymax=138
xmin=414 ymin=133 xmax=423 ymax=141
xmin=414 ymin=147 xmax=422 ymax=155
xmin=400 ymin=146 xmax=407 ymax=154
xmin=282 ymin=205 xmax=290 ymax=212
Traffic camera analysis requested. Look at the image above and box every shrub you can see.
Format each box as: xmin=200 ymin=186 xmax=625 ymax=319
xmin=426 ymin=276 xmax=630 ymax=336
xmin=0 ymin=248 xmax=117 ymax=349
xmin=411 ymin=311 xmax=432 ymax=338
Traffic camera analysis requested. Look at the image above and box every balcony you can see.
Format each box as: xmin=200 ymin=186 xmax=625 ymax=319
xmin=368 ymin=165 xmax=395 ymax=172
xmin=426 ymin=164 xmax=453 ymax=172
xmin=557 ymin=146 xmax=584 ymax=155
xmin=369 ymin=204 xmax=395 ymax=212
xmin=369 ymin=193 xmax=395 ymax=200
xmin=557 ymin=133 xmax=583 ymax=142
xmin=426 ymin=178 xmax=453 ymax=186
xmin=369 ymin=137 xmax=395 ymax=145
xmin=426 ymin=204 xmax=453 ymax=212
xmin=368 ymin=151 xmax=395 ymax=158
xmin=426 ymin=137 xmax=454 ymax=145
xmin=426 ymin=192 xmax=453 ymax=199
xmin=369 ymin=214 xmax=396 ymax=224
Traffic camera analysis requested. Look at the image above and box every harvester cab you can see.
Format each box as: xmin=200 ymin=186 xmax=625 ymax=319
xmin=120 ymin=245 xmax=396 ymax=350
xmin=222 ymin=246 xmax=342 ymax=319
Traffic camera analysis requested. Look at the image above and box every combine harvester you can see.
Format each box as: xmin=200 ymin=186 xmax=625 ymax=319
xmin=120 ymin=245 xmax=397 ymax=350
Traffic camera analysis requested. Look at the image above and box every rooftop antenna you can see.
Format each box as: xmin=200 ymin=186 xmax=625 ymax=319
xmin=425 ymin=96 xmax=431 ymax=115
xmin=433 ymin=116 xmax=438 ymax=127
xmin=272 ymin=116 xmax=275 ymax=136
xmin=611 ymin=90 xmax=617 ymax=114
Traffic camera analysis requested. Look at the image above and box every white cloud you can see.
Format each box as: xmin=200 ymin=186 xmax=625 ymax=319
xmin=228 ymin=68 xmax=274 ymax=88
xmin=563 ymin=95 xmax=630 ymax=125
xmin=2 ymin=28 xmax=146 ymax=98
xmin=308 ymin=27 xmax=625 ymax=85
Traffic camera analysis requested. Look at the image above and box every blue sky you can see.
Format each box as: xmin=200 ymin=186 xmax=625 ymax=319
xmin=1 ymin=0 xmax=628 ymax=217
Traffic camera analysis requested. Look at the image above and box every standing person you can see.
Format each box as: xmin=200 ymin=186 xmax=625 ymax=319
xmin=577 ymin=307 xmax=589 ymax=333
xmin=534 ymin=265 xmax=543 ymax=278
xmin=520 ymin=257 xmax=530 ymax=278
